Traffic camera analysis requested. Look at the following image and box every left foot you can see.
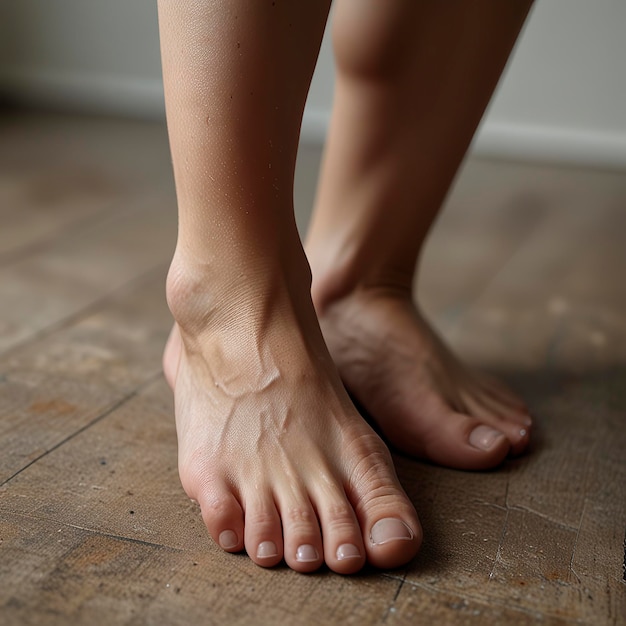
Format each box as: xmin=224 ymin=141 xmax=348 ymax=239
xmin=313 ymin=286 xmax=531 ymax=470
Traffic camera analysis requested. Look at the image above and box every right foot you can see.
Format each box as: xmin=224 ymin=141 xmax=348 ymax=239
xmin=163 ymin=258 xmax=422 ymax=574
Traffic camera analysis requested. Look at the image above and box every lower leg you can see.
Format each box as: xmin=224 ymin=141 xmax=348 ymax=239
xmin=306 ymin=0 xmax=533 ymax=469
xmin=158 ymin=0 xmax=421 ymax=573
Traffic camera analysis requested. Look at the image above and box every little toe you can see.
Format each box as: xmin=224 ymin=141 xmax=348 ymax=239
xmin=464 ymin=393 xmax=532 ymax=454
xmin=277 ymin=492 xmax=324 ymax=573
xmin=244 ymin=491 xmax=283 ymax=568
xmin=197 ymin=485 xmax=245 ymax=553
xmin=508 ymin=424 xmax=531 ymax=457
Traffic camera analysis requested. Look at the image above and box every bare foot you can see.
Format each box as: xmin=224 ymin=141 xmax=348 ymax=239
xmin=163 ymin=263 xmax=422 ymax=574
xmin=314 ymin=286 xmax=532 ymax=470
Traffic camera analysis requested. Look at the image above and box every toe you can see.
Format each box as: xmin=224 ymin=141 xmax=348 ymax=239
xmin=277 ymin=490 xmax=324 ymax=573
xmin=507 ymin=424 xmax=531 ymax=457
xmin=243 ymin=489 xmax=283 ymax=568
xmin=310 ymin=484 xmax=366 ymax=575
xmin=464 ymin=393 xmax=532 ymax=455
xmin=367 ymin=516 xmax=421 ymax=570
xmin=476 ymin=374 xmax=531 ymax=418
xmin=347 ymin=451 xmax=422 ymax=570
xmin=418 ymin=409 xmax=511 ymax=470
xmin=196 ymin=484 xmax=245 ymax=553
xmin=473 ymin=385 xmax=532 ymax=427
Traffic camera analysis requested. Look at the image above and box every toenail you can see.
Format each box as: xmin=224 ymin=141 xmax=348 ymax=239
xmin=336 ymin=544 xmax=361 ymax=560
xmin=257 ymin=541 xmax=278 ymax=559
xmin=296 ymin=544 xmax=319 ymax=563
xmin=218 ymin=530 xmax=238 ymax=550
xmin=469 ymin=425 xmax=505 ymax=451
xmin=370 ymin=518 xmax=414 ymax=546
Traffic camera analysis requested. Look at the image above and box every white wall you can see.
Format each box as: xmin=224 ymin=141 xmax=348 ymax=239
xmin=0 ymin=0 xmax=163 ymax=117
xmin=1 ymin=0 xmax=625 ymax=168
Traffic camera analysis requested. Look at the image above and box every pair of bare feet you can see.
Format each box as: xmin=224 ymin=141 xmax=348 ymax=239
xmin=156 ymin=0 xmax=534 ymax=576
xmin=162 ymin=257 xmax=531 ymax=574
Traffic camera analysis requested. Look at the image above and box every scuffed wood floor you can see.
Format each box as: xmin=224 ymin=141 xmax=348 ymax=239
xmin=0 ymin=111 xmax=624 ymax=625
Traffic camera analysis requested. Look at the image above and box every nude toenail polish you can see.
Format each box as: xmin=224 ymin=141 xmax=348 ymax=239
xmin=296 ymin=544 xmax=319 ymax=563
xmin=370 ymin=518 xmax=414 ymax=546
xmin=336 ymin=544 xmax=361 ymax=560
xmin=257 ymin=541 xmax=278 ymax=559
xmin=469 ymin=425 xmax=505 ymax=451
xmin=218 ymin=530 xmax=238 ymax=550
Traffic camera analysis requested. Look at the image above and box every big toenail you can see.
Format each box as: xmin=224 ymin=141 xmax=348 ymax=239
xmin=296 ymin=544 xmax=319 ymax=563
xmin=336 ymin=544 xmax=361 ymax=560
xmin=257 ymin=541 xmax=278 ymax=559
xmin=469 ymin=425 xmax=505 ymax=450
xmin=218 ymin=530 xmax=238 ymax=550
xmin=370 ymin=518 xmax=414 ymax=545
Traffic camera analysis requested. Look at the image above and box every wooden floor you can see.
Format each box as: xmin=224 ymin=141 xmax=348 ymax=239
xmin=1 ymin=111 xmax=625 ymax=626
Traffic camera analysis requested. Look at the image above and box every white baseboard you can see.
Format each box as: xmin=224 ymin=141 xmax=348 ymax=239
xmin=473 ymin=122 xmax=626 ymax=170
xmin=302 ymin=107 xmax=626 ymax=171
xmin=0 ymin=68 xmax=166 ymax=120
xmin=2 ymin=68 xmax=625 ymax=170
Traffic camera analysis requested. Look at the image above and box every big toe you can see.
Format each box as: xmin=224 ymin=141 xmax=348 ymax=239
xmin=349 ymin=446 xmax=422 ymax=569
xmin=401 ymin=409 xmax=513 ymax=471
xmin=367 ymin=515 xmax=421 ymax=570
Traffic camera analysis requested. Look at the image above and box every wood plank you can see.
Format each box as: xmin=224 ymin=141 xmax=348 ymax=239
xmin=1 ymin=510 xmax=402 ymax=626
xmin=0 ymin=270 xmax=171 ymax=483
xmin=0 ymin=166 xmax=121 ymax=264
xmin=446 ymin=171 xmax=626 ymax=372
xmin=0 ymin=191 xmax=176 ymax=355
xmin=418 ymin=157 xmax=553 ymax=327
xmin=0 ymin=112 xmax=174 ymax=262
xmin=420 ymin=158 xmax=626 ymax=349
xmin=385 ymin=580 xmax=578 ymax=626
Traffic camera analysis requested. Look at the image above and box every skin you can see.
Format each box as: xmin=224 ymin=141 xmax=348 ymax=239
xmin=158 ymin=0 xmax=533 ymax=574
xmin=306 ymin=0 xmax=534 ymax=469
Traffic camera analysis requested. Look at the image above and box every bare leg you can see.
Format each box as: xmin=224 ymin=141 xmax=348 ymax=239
xmin=158 ymin=1 xmax=421 ymax=573
xmin=306 ymin=0 xmax=534 ymax=470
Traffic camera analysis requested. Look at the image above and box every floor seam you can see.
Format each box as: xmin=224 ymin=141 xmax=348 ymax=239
xmin=397 ymin=578 xmax=592 ymax=624
xmin=0 ymin=262 xmax=169 ymax=361
xmin=0 ymin=371 xmax=162 ymax=488
xmin=1 ymin=509 xmax=183 ymax=552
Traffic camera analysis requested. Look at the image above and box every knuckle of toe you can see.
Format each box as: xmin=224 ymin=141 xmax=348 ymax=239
xmin=325 ymin=502 xmax=356 ymax=530
xmin=354 ymin=485 xmax=404 ymax=520
xmin=284 ymin=506 xmax=315 ymax=526
xmin=350 ymin=448 xmax=396 ymax=490
xmin=201 ymin=494 xmax=234 ymax=521
xmin=246 ymin=510 xmax=277 ymax=530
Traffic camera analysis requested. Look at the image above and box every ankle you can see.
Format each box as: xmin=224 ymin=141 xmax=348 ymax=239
xmin=310 ymin=256 xmax=414 ymax=316
xmin=166 ymin=247 xmax=314 ymax=338
xmin=166 ymin=251 xmax=261 ymax=335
